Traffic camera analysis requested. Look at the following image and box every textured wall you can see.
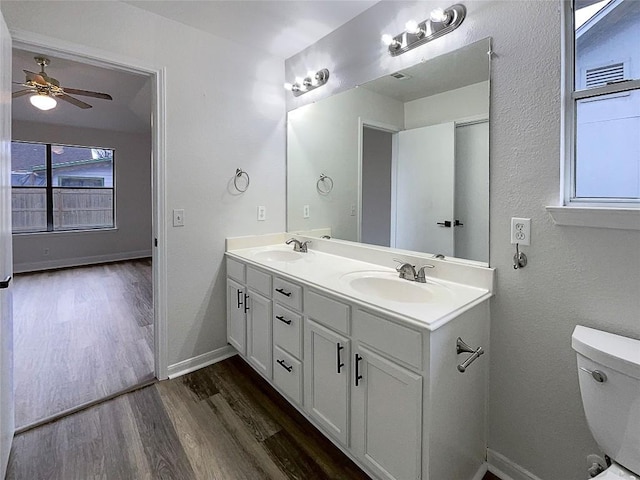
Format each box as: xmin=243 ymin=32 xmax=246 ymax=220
xmin=286 ymin=1 xmax=640 ymax=479
xmin=1 ymin=1 xmax=286 ymax=367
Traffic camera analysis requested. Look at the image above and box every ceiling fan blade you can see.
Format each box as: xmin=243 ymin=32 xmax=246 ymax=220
xmin=23 ymin=70 xmax=47 ymax=85
xmin=62 ymin=88 xmax=112 ymax=101
xmin=12 ymin=89 xmax=33 ymax=98
xmin=58 ymin=94 xmax=93 ymax=109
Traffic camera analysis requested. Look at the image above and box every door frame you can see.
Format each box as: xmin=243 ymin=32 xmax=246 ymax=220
xmin=10 ymin=29 xmax=169 ymax=379
xmin=357 ymin=117 xmax=401 ymax=245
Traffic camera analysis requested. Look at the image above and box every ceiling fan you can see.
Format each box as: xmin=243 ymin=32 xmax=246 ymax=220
xmin=12 ymin=56 xmax=113 ymax=110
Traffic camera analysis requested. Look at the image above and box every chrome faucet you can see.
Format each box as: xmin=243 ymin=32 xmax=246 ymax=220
xmin=286 ymin=238 xmax=311 ymax=253
xmin=394 ymin=259 xmax=435 ymax=282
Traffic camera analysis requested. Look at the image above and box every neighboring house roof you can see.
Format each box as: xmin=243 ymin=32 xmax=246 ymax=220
xmin=577 ymin=0 xmax=627 ymax=42
xmin=11 ymin=141 xmax=112 ymax=172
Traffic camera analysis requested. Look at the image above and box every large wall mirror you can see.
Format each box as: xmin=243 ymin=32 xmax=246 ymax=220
xmin=287 ymin=38 xmax=491 ymax=265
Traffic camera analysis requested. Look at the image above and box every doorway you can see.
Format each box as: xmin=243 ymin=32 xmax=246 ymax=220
xmin=8 ymin=37 xmax=167 ymax=430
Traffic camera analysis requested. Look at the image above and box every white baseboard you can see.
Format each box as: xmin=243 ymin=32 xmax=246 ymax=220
xmin=13 ymin=250 xmax=152 ymax=273
xmin=487 ymin=449 xmax=544 ymax=480
xmin=167 ymin=345 xmax=237 ymax=379
xmin=471 ymin=463 xmax=489 ymax=480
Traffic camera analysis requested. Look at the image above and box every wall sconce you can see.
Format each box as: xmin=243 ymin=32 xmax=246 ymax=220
xmin=284 ymin=68 xmax=330 ymax=97
xmin=381 ymin=4 xmax=466 ymax=56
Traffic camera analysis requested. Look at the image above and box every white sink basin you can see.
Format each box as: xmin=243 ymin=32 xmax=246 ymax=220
xmin=251 ymin=248 xmax=304 ymax=262
xmin=340 ymin=271 xmax=451 ymax=303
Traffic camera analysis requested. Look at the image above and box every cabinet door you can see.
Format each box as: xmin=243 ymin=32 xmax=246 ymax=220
xmin=226 ymin=278 xmax=247 ymax=355
xmin=247 ymin=290 xmax=272 ymax=379
xmin=352 ymin=345 xmax=422 ymax=480
xmin=304 ymin=319 xmax=350 ymax=445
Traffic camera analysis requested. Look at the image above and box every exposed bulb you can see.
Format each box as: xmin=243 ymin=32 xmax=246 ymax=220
xmin=308 ymin=71 xmax=319 ymax=86
xmin=295 ymin=77 xmax=304 ymax=85
xmin=29 ymin=93 xmax=57 ymax=111
xmin=283 ymin=82 xmax=294 ymax=91
xmin=381 ymin=34 xmax=395 ymax=46
xmin=430 ymin=7 xmax=450 ymax=23
xmin=405 ymin=20 xmax=421 ymax=35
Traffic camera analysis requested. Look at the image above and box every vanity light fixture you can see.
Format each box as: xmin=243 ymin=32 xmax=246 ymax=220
xmin=29 ymin=92 xmax=57 ymax=111
xmin=284 ymin=68 xmax=330 ymax=97
xmin=381 ymin=4 xmax=466 ymax=57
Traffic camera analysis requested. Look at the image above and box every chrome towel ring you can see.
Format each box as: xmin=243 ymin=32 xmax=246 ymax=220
xmin=317 ymin=173 xmax=334 ymax=195
xmin=234 ymin=168 xmax=250 ymax=193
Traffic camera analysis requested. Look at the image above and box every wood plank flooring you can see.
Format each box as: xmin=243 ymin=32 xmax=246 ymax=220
xmin=7 ymin=355 xmax=503 ymax=480
xmin=13 ymin=259 xmax=154 ymax=429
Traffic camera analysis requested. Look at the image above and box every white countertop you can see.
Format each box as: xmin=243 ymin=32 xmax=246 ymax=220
xmin=226 ymin=243 xmax=492 ymax=331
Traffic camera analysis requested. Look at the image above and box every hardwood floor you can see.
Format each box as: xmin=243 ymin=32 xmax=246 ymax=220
xmin=7 ymin=354 xmax=503 ymax=480
xmin=13 ymin=259 xmax=154 ymax=429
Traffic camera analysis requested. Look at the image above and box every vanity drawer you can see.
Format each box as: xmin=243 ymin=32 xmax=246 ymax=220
xmin=226 ymin=257 xmax=245 ymax=283
xmin=273 ymin=277 xmax=303 ymax=311
xmin=273 ymin=346 xmax=302 ymax=405
xmin=353 ymin=309 xmax=422 ymax=370
xmin=273 ymin=304 xmax=302 ymax=359
xmin=305 ymin=290 xmax=350 ymax=335
xmin=246 ymin=266 xmax=271 ymax=297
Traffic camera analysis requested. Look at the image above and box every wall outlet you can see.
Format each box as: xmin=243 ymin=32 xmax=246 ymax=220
xmin=43 ymin=248 xmax=49 ymax=256
xmin=257 ymin=205 xmax=266 ymax=221
xmin=350 ymin=204 xmax=356 ymax=216
xmin=303 ymin=205 xmax=310 ymax=219
xmin=510 ymin=217 xmax=531 ymax=245
xmin=173 ymin=209 xmax=185 ymax=227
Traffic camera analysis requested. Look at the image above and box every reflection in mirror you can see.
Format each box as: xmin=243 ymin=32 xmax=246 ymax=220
xmin=287 ymin=38 xmax=491 ymax=265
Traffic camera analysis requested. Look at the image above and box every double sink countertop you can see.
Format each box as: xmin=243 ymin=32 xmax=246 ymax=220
xmin=226 ymin=236 xmax=494 ymax=332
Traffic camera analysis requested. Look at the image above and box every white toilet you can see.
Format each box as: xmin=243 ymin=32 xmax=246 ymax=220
xmin=572 ymin=325 xmax=640 ymax=479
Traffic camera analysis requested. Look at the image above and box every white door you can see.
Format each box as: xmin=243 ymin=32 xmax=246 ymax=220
xmin=0 ymin=10 xmax=14 ymax=476
xmin=351 ymin=345 xmax=422 ymax=480
xmin=454 ymin=121 xmax=489 ymax=263
xmin=226 ymin=279 xmax=246 ymax=355
xmin=396 ymin=122 xmax=455 ymax=255
xmin=246 ymin=290 xmax=272 ymax=379
xmin=304 ymin=319 xmax=350 ymax=445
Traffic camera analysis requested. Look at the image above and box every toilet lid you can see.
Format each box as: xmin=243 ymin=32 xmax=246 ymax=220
xmin=594 ymin=463 xmax=639 ymax=479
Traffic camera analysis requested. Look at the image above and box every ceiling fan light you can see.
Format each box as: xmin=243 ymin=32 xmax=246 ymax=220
xmin=29 ymin=93 xmax=57 ymax=111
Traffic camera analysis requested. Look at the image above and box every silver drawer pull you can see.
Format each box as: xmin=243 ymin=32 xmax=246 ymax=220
xmin=277 ymin=359 xmax=293 ymax=372
xmin=580 ymin=367 xmax=607 ymax=383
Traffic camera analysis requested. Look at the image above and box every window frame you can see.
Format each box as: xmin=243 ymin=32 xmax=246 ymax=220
xmin=11 ymin=140 xmax=116 ymax=234
xmin=562 ymin=0 xmax=640 ymax=208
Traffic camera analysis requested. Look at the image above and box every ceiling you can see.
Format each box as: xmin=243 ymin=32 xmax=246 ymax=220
xmin=12 ymin=49 xmax=152 ymax=134
xmin=11 ymin=1 xmax=379 ymax=133
xmin=123 ymin=0 xmax=379 ymax=59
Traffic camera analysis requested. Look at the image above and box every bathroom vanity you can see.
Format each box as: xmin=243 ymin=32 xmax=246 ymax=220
xmin=225 ymin=233 xmax=494 ymax=480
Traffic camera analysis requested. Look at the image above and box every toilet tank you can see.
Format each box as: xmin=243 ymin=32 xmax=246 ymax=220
xmin=572 ymin=325 xmax=640 ymax=475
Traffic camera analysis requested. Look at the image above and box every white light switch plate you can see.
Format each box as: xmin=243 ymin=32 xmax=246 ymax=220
xmin=257 ymin=206 xmax=266 ymax=221
xmin=173 ymin=209 xmax=185 ymax=227
xmin=303 ymin=205 xmax=310 ymax=219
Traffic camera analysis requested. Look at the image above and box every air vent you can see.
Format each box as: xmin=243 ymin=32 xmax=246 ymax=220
xmin=390 ymin=72 xmax=411 ymax=80
xmin=585 ymin=63 xmax=625 ymax=88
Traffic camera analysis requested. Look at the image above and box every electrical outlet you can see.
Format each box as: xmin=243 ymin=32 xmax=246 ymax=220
xmin=257 ymin=206 xmax=266 ymax=221
xmin=303 ymin=205 xmax=310 ymax=219
xmin=173 ymin=209 xmax=185 ymax=227
xmin=350 ymin=204 xmax=356 ymax=216
xmin=510 ymin=217 xmax=531 ymax=245
xmin=43 ymin=248 xmax=49 ymax=256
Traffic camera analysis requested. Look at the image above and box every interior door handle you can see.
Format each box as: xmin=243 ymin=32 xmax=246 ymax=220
xmin=437 ymin=221 xmax=452 ymax=227
xmin=454 ymin=220 xmax=464 ymax=227
xmin=0 ymin=276 xmax=11 ymax=289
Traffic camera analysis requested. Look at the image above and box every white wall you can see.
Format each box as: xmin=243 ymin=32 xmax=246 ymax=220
xmin=287 ymin=86 xmax=403 ymax=239
xmin=405 ymin=81 xmax=489 ymax=129
xmin=11 ymin=120 xmax=152 ymax=272
xmin=286 ymin=2 xmax=640 ymax=480
xmin=1 ymin=1 xmax=286 ymax=368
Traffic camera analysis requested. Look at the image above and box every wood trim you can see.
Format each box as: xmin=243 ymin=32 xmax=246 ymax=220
xmin=167 ymin=346 xmax=237 ymax=379
xmin=13 ymin=250 xmax=152 ymax=273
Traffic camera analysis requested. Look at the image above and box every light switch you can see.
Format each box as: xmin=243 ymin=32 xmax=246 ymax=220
xmin=173 ymin=209 xmax=185 ymax=227
xmin=258 ymin=206 xmax=266 ymax=221
xmin=303 ymin=205 xmax=310 ymax=218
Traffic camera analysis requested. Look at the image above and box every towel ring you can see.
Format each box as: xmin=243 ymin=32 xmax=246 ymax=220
xmin=317 ymin=174 xmax=334 ymax=195
xmin=234 ymin=168 xmax=250 ymax=193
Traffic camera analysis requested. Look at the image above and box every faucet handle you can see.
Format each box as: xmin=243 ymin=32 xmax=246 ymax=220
xmin=300 ymin=240 xmax=312 ymax=252
xmin=415 ymin=264 xmax=435 ymax=283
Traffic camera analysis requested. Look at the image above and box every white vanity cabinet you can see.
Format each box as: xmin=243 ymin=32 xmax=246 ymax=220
xmin=226 ymin=258 xmax=273 ymax=379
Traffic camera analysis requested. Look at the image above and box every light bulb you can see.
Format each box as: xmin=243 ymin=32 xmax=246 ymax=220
xmin=308 ymin=71 xmax=319 ymax=86
xmin=430 ymin=7 xmax=450 ymax=23
xmin=29 ymin=94 xmax=57 ymax=111
xmin=405 ymin=20 xmax=421 ymax=34
xmin=295 ymin=77 xmax=304 ymax=85
xmin=381 ymin=34 xmax=395 ymax=46
xmin=283 ymin=82 xmax=294 ymax=91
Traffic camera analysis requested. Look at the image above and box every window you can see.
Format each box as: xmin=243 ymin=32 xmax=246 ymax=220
xmin=566 ymin=0 xmax=640 ymax=205
xmin=11 ymin=141 xmax=115 ymax=233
